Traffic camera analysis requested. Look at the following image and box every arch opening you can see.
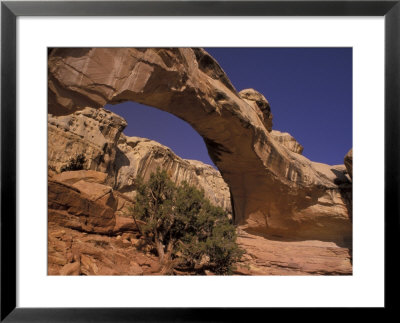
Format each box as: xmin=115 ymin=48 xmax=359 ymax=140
xmin=104 ymin=101 xmax=217 ymax=169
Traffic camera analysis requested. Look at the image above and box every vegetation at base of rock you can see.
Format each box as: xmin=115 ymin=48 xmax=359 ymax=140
xmin=130 ymin=168 xmax=243 ymax=275
xmin=60 ymin=153 xmax=86 ymax=172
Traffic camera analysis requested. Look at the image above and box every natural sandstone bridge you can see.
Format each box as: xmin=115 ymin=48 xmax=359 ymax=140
xmin=48 ymin=48 xmax=352 ymax=245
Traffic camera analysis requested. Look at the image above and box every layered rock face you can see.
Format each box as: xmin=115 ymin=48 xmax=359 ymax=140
xmin=48 ymin=172 xmax=138 ymax=232
xmin=48 ymin=48 xmax=352 ymax=245
xmin=48 ymin=107 xmax=231 ymax=211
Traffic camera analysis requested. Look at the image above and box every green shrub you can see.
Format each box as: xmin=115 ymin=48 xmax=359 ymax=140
xmin=60 ymin=153 xmax=86 ymax=172
xmin=130 ymin=168 xmax=243 ymax=275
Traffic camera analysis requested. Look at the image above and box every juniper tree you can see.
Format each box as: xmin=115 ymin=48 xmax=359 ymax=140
xmin=60 ymin=153 xmax=86 ymax=172
xmin=131 ymin=168 xmax=243 ymax=275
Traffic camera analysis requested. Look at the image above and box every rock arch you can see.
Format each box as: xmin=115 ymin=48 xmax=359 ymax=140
xmin=48 ymin=48 xmax=351 ymax=245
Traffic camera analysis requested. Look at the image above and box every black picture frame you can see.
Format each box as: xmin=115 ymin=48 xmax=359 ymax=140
xmin=1 ymin=0 xmax=399 ymax=321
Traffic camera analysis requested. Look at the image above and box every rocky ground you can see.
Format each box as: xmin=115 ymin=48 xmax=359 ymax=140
xmin=48 ymin=221 xmax=352 ymax=276
xmin=48 ymin=223 xmax=159 ymax=275
xmin=235 ymin=229 xmax=352 ymax=275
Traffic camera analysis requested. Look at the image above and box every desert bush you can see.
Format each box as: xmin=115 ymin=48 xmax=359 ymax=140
xmin=131 ymin=168 xmax=243 ymax=275
xmin=60 ymin=153 xmax=86 ymax=172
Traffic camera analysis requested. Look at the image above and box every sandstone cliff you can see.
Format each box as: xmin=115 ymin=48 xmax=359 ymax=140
xmin=48 ymin=47 xmax=352 ymax=246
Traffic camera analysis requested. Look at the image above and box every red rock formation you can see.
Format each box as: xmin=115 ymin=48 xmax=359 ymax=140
xmin=48 ymin=48 xmax=352 ymax=246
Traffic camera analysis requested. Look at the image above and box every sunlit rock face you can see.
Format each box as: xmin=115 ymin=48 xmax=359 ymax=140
xmin=48 ymin=48 xmax=352 ymax=245
xmin=270 ymin=130 xmax=304 ymax=155
xmin=48 ymin=107 xmax=126 ymax=179
xmin=239 ymin=88 xmax=273 ymax=132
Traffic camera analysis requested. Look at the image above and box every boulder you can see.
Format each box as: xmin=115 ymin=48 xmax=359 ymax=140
xmin=51 ymin=169 xmax=135 ymax=215
xmin=72 ymin=180 xmax=118 ymax=210
xmin=113 ymin=215 xmax=139 ymax=234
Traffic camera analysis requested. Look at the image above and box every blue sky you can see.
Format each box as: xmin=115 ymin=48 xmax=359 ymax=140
xmin=106 ymin=48 xmax=352 ymax=167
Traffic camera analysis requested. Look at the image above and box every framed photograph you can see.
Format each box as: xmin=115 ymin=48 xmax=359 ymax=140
xmin=1 ymin=0 xmax=398 ymax=321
